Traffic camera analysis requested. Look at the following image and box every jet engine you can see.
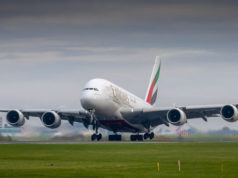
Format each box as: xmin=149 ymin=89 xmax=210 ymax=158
xmin=220 ymin=104 xmax=238 ymax=122
xmin=41 ymin=111 xmax=61 ymax=129
xmin=167 ymin=108 xmax=187 ymax=126
xmin=6 ymin=110 xmax=25 ymax=127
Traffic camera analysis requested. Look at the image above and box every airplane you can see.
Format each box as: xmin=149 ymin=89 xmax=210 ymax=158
xmin=0 ymin=57 xmax=237 ymax=141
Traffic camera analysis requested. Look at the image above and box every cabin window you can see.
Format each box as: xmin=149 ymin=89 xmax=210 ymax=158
xmin=83 ymin=88 xmax=99 ymax=91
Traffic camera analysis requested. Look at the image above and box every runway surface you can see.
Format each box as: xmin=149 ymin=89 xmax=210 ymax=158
xmin=1 ymin=139 xmax=237 ymax=144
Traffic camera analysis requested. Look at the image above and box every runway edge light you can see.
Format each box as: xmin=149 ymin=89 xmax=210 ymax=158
xmin=178 ymin=160 xmax=181 ymax=172
xmin=156 ymin=162 xmax=160 ymax=172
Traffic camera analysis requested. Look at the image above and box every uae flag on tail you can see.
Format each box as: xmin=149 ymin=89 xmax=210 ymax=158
xmin=145 ymin=57 xmax=161 ymax=105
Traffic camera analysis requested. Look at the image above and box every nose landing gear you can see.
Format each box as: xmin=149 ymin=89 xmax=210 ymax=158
xmin=90 ymin=123 xmax=103 ymax=141
xmin=91 ymin=121 xmax=103 ymax=141
xmin=89 ymin=109 xmax=102 ymax=141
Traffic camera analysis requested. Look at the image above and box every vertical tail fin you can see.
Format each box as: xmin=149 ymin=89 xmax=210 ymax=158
xmin=145 ymin=56 xmax=161 ymax=105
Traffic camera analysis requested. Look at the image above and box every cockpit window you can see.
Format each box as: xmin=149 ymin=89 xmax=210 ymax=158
xmin=83 ymin=88 xmax=99 ymax=91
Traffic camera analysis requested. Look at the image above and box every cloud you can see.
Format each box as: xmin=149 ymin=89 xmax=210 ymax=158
xmin=0 ymin=38 xmax=217 ymax=65
xmin=1 ymin=0 xmax=238 ymax=34
xmin=1 ymin=0 xmax=238 ymax=57
xmin=0 ymin=0 xmax=238 ymax=132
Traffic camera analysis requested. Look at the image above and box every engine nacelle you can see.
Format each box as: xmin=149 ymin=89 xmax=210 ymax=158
xmin=167 ymin=108 xmax=187 ymax=126
xmin=220 ymin=104 xmax=238 ymax=122
xmin=6 ymin=110 xmax=25 ymax=127
xmin=41 ymin=111 xmax=61 ymax=129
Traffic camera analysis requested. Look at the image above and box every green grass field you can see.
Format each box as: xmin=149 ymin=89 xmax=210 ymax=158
xmin=0 ymin=142 xmax=238 ymax=178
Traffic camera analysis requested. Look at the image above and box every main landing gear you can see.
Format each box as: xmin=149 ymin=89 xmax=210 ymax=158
xmin=130 ymin=135 xmax=143 ymax=141
xmin=91 ymin=133 xmax=102 ymax=141
xmin=143 ymin=132 xmax=154 ymax=140
xmin=130 ymin=132 xmax=155 ymax=141
xmin=108 ymin=134 xmax=122 ymax=141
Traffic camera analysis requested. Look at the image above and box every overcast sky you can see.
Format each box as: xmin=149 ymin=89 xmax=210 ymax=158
xmin=0 ymin=0 xmax=238 ymax=131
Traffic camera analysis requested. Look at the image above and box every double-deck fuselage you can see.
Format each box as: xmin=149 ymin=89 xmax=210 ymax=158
xmin=4 ymin=58 xmax=236 ymax=141
xmin=80 ymin=78 xmax=152 ymax=133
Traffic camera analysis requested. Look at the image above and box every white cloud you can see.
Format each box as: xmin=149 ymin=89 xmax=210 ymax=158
xmin=0 ymin=0 xmax=238 ymax=132
xmin=0 ymin=38 xmax=217 ymax=65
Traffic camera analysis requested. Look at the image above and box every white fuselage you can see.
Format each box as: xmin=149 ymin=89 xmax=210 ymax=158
xmin=80 ymin=78 xmax=152 ymax=133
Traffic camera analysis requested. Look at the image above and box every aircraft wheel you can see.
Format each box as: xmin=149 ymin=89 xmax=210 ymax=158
xmin=130 ymin=135 xmax=143 ymax=141
xmin=115 ymin=135 xmax=122 ymax=141
xmin=137 ymin=135 xmax=143 ymax=141
xmin=97 ymin=133 xmax=102 ymax=141
xmin=91 ymin=134 xmax=97 ymax=141
xmin=149 ymin=132 xmax=154 ymax=140
xmin=130 ymin=135 xmax=137 ymax=141
xmin=109 ymin=135 xmax=122 ymax=141
xmin=144 ymin=133 xmax=149 ymax=140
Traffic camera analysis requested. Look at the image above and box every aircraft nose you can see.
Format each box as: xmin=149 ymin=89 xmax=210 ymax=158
xmin=80 ymin=91 xmax=97 ymax=110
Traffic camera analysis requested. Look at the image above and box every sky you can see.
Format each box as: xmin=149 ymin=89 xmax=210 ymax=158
xmin=0 ymin=0 xmax=238 ymax=132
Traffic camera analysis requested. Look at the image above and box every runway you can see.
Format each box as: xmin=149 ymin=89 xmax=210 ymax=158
xmin=1 ymin=139 xmax=237 ymax=144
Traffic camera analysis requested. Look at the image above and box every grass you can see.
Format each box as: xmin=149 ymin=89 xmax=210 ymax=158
xmin=0 ymin=142 xmax=238 ymax=177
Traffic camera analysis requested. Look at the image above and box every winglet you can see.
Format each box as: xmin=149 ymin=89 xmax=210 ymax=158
xmin=145 ymin=56 xmax=161 ymax=105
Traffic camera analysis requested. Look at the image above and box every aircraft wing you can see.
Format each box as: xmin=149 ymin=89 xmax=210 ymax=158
xmin=121 ymin=104 xmax=236 ymax=128
xmin=0 ymin=109 xmax=90 ymax=125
